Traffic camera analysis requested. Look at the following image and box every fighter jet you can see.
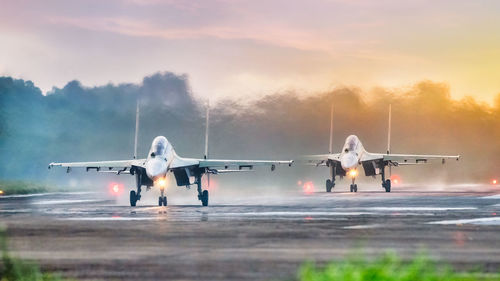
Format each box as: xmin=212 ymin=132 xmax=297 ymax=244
xmin=49 ymin=102 xmax=292 ymax=206
xmin=305 ymin=105 xmax=460 ymax=193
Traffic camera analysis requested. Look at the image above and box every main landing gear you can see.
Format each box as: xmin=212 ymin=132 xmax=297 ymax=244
xmin=326 ymin=179 xmax=335 ymax=192
xmin=158 ymin=187 xmax=167 ymax=206
xmin=382 ymin=179 xmax=391 ymax=192
xmin=130 ymin=186 xmax=141 ymax=207
xmin=381 ymin=163 xmax=391 ymax=192
xmin=196 ymin=175 xmax=209 ymax=206
xmin=326 ymin=163 xmax=336 ymax=192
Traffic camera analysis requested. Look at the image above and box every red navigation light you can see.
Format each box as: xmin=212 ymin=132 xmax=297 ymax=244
xmin=109 ymin=182 xmax=123 ymax=196
xmin=390 ymin=174 xmax=401 ymax=185
xmin=302 ymin=181 xmax=314 ymax=194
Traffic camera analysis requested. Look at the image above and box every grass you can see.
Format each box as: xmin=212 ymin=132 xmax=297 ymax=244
xmin=298 ymin=252 xmax=500 ymax=281
xmin=0 ymin=230 xmax=74 ymax=281
xmin=0 ymin=181 xmax=67 ymax=196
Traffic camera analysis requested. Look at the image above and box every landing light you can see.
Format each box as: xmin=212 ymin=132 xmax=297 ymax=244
xmin=492 ymin=179 xmax=498 ymax=185
xmin=155 ymin=178 xmax=168 ymax=188
xmin=349 ymin=169 xmax=357 ymax=178
xmin=0 ymin=190 xmax=4 ymax=195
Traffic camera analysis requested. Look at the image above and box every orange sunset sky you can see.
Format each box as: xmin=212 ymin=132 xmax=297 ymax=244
xmin=1 ymin=0 xmax=499 ymax=103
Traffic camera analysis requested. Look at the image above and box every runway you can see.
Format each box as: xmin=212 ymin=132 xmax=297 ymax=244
xmin=1 ymin=185 xmax=500 ymax=280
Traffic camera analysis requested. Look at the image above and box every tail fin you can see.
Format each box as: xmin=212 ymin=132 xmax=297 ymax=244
xmin=204 ymin=100 xmax=210 ymax=160
xmin=133 ymin=98 xmax=140 ymax=159
xmin=329 ymin=104 xmax=334 ymax=154
xmin=387 ymin=104 xmax=392 ymax=176
xmin=387 ymin=104 xmax=392 ymax=155
xmin=204 ymin=100 xmax=210 ymax=187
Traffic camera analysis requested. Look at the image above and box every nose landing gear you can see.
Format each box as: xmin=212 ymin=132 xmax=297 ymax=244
xmin=158 ymin=187 xmax=167 ymax=206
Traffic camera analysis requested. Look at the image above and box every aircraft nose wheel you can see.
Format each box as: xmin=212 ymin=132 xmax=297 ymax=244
xmin=158 ymin=196 xmax=167 ymax=206
xmin=350 ymin=184 xmax=358 ymax=192
xmin=326 ymin=179 xmax=334 ymax=192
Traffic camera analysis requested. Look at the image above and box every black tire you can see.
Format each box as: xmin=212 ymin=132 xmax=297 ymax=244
xmin=350 ymin=184 xmax=353 ymax=192
xmin=385 ymin=179 xmax=391 ymax=192
xmin=130 ymin=190 xmax=137 ymax=207
xmin=163 ymin=196 xmax=168 ymax=206
xmin=201 ymin=190 xmax=209 ymax=206
xmin=326 ymin=179 xmax=332 ymax=192
xmin=158 ymin=197 xmax=162 ymax=206
xmin=354 ymin=184 xmax=358 ymax=192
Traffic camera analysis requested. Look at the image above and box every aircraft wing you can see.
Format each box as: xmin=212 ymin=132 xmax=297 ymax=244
xmin=170 ymin=157 xmax=293 ymax=171
xmin=300 ymin=154 xmax=341 ymax=166
xmin=361 ymin=153 xmax=460 ymax=165
xmin=48 ymin=159 xmax=147 ymax=172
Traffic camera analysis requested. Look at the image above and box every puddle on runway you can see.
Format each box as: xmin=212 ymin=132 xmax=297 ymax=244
xmin=357 ymin=207 xmax=476 ymax=211
xmin=428 ymin=217 xmax=500 ymax=225
xmin=32 ymin=199 xmax=110 ymax=205
xmin=211 ymin=211 xmax=373 ymax=217
xmin=343 ymin=224 xmax=382 ymax=229
xmin=60 ymin=216 xmax=163 ymax=221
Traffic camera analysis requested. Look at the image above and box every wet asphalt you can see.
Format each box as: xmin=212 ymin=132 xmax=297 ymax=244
xmin=1 ymin=185 xmax=500 ymax=280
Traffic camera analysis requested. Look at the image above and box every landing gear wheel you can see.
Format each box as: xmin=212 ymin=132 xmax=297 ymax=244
xmin=326 ymin=179 xmax=333 ymax=192
xmin=159 ymin=196 xmax=167 ymax=206
xmin=130 ymin=190 xmax=137 ymax=207
xmin=350 ymin=184 xmax=353 ymax=192
xmin=353 ymin=184 xmax=358 ymax=192
xmin=384 ymin=179 xmax=391 ymax=192
xmin=201 ymin=190 xmax=209 ymax=206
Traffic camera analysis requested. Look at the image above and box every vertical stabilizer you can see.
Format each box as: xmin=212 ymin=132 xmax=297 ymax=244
xmin=204 ymin=100 xmax=210 ymax=187
xmin=387 ymin=104 xmax=392 ymax=155
xmin=329 ymin=104 xmax=334 ymax=154
xmin=387 ymin=104 xmax=392 ymax=176
xmin=133 ymin=98 xmax=140 ymax=159
xmin=204 ymin=100 xmax=210 ymax=160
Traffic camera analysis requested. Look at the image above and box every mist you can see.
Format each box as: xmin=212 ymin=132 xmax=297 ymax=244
xmin=1 ymin=73 xmax=498 ymax=191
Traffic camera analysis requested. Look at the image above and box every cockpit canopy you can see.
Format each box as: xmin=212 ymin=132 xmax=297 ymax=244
xmin=344 ymin=135 xmax=359 ymax=152
xmin=151 ymin=136 xmax=169 ymax=157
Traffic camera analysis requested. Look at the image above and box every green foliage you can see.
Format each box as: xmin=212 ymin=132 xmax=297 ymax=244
xmin=298 ymin=252 xmax=500 ymax=281
xmin=0 ymin=231 xmax=73 ymax=281
xmin=0 ymin=181 xmax=60 ymax=196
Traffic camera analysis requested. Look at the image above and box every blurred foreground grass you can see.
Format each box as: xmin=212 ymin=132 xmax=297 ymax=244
xmin=0 ymin=231 xmax=74 ymax=281
xmin=298 ymin=252 xmax=500 ymax=281
xmin=0 ymin=181 xmax=68 ymax=196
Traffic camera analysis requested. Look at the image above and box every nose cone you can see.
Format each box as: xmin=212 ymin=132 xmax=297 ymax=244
xmin=146 ymin=158 xmax=168 ymax=180
xmin=341 ymin=153 xmax=358 ymax=170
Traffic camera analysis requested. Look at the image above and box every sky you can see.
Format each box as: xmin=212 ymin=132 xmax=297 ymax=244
xmin=1 ymin=0 xmax=499 ymax=102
